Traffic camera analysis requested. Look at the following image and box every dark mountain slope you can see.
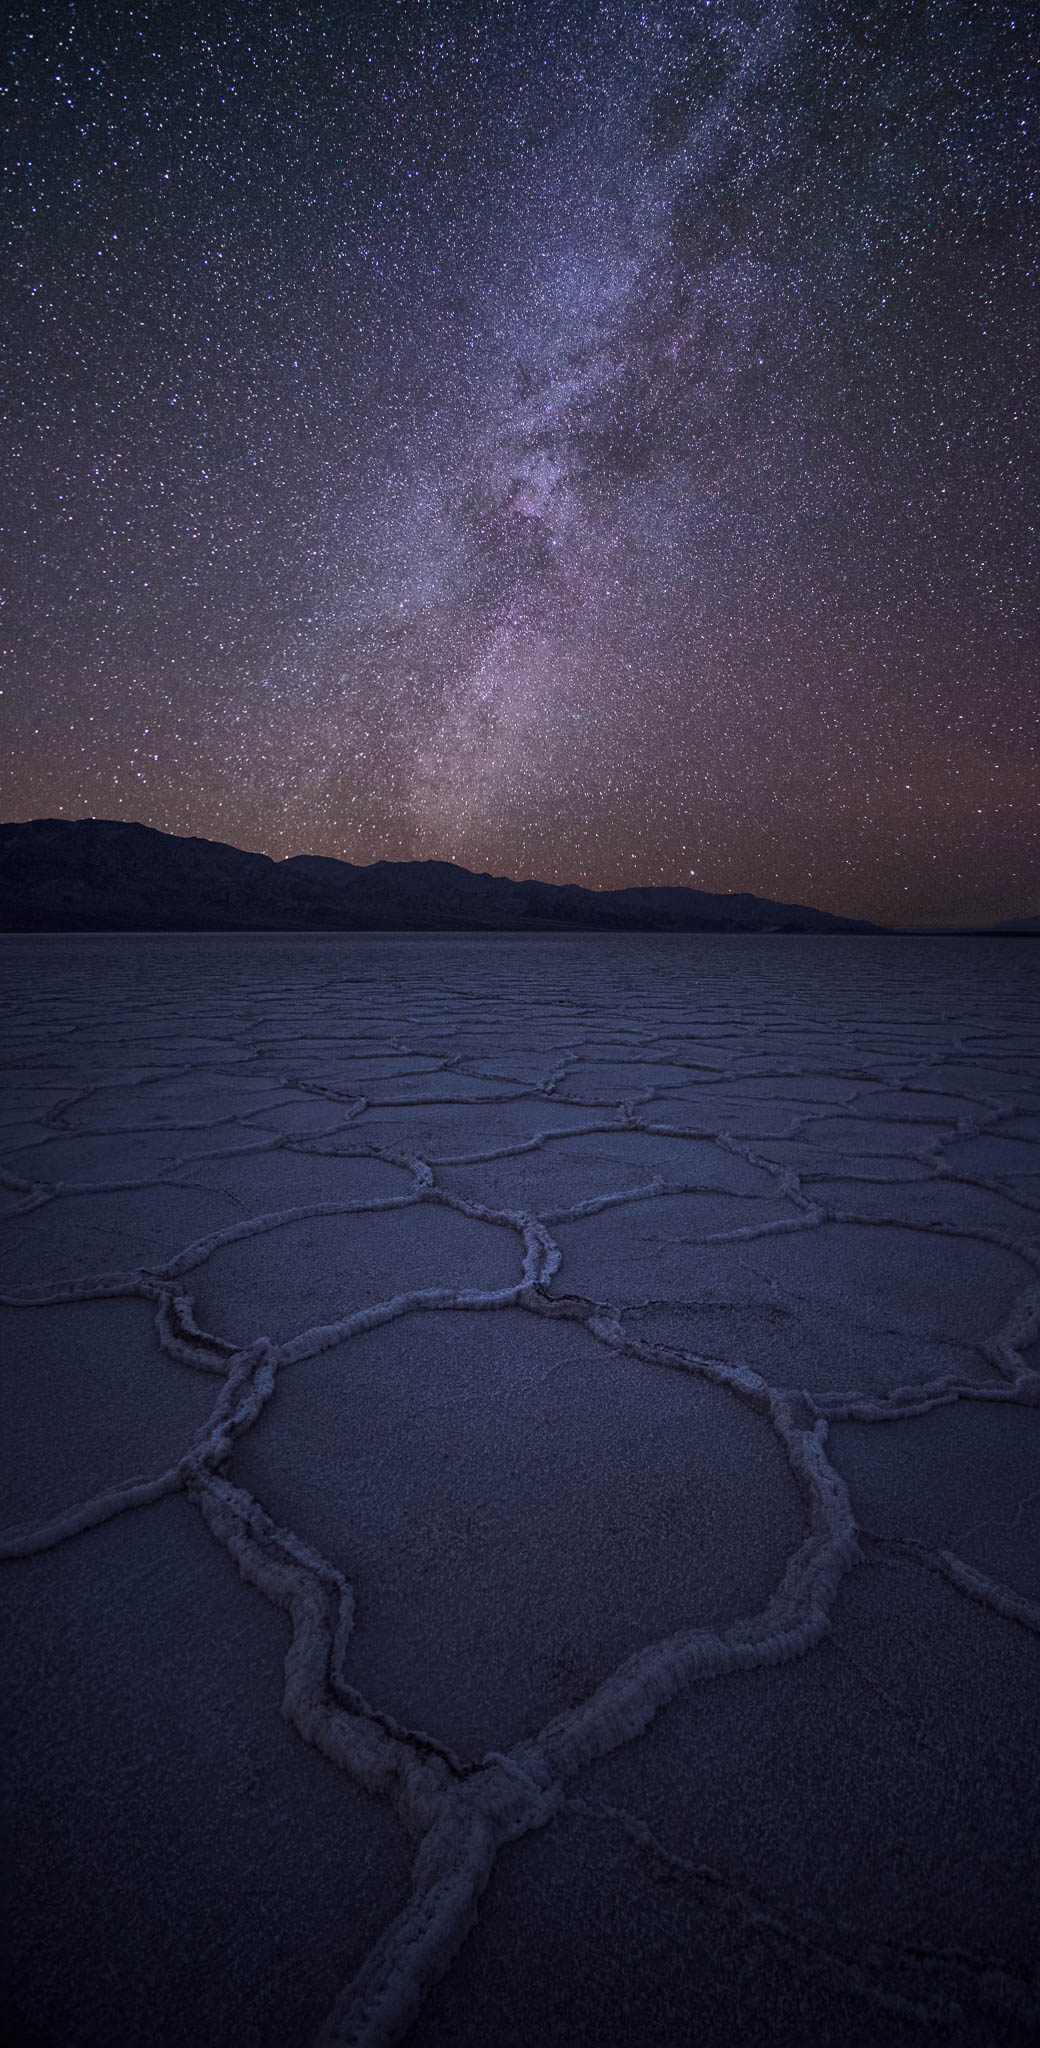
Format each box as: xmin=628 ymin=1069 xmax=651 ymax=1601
xmin=0 ymin=818 xmax=883 ymax=933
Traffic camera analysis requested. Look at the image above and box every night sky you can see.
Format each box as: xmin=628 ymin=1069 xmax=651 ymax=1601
xmin=3 ymin=0 xmax=1037 ymax=924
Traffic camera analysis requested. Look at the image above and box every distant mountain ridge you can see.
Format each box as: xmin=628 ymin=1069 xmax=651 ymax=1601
xmin=2 ymin=816 xmax=885 ymax=933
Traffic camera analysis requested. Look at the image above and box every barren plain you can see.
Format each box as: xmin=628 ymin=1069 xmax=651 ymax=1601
xmin=2 ymin=932 xmax=1038 ymax=2046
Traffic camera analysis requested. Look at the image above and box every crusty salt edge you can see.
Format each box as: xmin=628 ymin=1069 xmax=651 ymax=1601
xmin=276 ymin=1282 xmax=538 ymax=1369
xmin=538 ymin=1177 xmax=663 ymax=1223
xmin=357 ymin=1087 xmax=536 ymax=1109
xmin=0 ymin=1166 xmax=548 ymax=1309
xmin=567 ymin=1794 xmax=1039 ymax=2029
xmin=317 ymin=1416 xmax=860 ymax=2046
xmin=817 ymin=1269 xmax=1040 ymax=1421
xmin=872 ymin=1536 xmax=1040 ymax=1636
xmin=530 ymin=1411 xmax=859 ymax=1780
xmin=279 ymin=1077 xmax=369 ymax=1116
xmin=314 ymin=1789 xmax=549 ymax=2048
xmin=0 ymin=1464 xmax=183 ymax=1557
xmin=935 ymin=1159 xmax=1040 ymax=1215
xmin=310 ymin=1336 xmax=855 ymax=2044
xmin=159 ymin=1194 xmax=421 ymax=1280
xmin=0 ymin=1189 xmax=51 ymax=1217
xmin=0 ymin=1341 xmax=272 ymax=1559
xmin=155 ymin=1289 xmax=238 ymax=1369
xmin=432 ymin=1116 xmax=672 ymax=1166
xmin=164 ymin=1347 xmax=553 ymax=1847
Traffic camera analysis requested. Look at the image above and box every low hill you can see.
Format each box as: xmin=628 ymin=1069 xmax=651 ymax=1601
xmin=0 ymin=818 xmax=883 ymax=934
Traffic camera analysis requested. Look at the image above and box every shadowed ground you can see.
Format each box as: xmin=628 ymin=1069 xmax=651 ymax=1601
xmin=2 ymin=933 xmax=1038 ymax=2046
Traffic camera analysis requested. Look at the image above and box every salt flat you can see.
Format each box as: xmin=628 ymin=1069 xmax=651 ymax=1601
xmin=2 ymin=932 xmax=1038 ymax=2047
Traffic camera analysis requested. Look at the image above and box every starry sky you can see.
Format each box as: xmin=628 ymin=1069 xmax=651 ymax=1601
xmin=3 ymin=0 xmax=1037 ymax=924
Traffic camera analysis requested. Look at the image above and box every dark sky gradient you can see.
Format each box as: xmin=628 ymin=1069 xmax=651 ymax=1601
xmin=3 ymin=0 xmax=1037 ymax=923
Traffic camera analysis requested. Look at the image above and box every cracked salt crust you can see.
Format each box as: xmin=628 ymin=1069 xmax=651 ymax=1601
xmin=1 ymin=932 xmax=1038 ymax=2047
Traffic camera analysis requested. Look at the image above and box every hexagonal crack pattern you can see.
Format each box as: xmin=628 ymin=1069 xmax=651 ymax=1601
xmin=2 ymin=933 xmax=1038 ymax=2047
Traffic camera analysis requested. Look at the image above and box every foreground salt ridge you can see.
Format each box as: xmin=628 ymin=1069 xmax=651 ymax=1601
xmin=1 ymin=940 xmax=1038 ymax=2044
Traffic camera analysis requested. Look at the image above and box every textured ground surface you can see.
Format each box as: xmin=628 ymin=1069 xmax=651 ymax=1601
xmin=2 ymin=932 xmax=1039 ymax=2047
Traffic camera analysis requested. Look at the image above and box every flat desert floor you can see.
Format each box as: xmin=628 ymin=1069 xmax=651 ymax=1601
xmin=2 ymin=932 xmax=1039 ymax=2047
